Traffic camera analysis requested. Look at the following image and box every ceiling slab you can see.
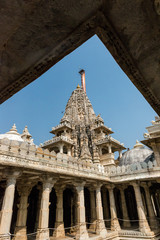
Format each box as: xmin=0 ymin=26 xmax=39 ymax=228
xmin=0 ymin=0 xmax=160 ymax=115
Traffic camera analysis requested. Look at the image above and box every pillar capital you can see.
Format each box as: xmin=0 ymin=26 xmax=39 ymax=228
xmin=54 ymin=184 xmax=66 ymax=195
xmin=5 ymin=170 xmax=21 ymax=185
xmin=106 ymin=184 xmax=115 ymax=190
xmin=118 ymin=185 xmax=128 ymax=191
xmin=17 ymin=181 xmax=35 ymax=197
xmin=41 ymin=175 xmax=58 ymax=190
xmin=74 ymin=181 xmax=86 ymax=191
xmin=140 ymin=182 xmax=149 ymax=189
xmin=130 ymin=181 xmax=140 ymax=188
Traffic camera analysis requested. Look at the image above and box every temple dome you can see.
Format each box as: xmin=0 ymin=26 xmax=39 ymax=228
xmin=0 ymin=124 xmax=24 ymax=142
xmin=119 ymin=140 xmax=154 ymax=166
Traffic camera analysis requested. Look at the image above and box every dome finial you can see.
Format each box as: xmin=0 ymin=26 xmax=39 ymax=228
xmin=77 ymin=84 xmax=80 ymax=89
xmin=9 ymin=123 xmax=17 ymax=133
xmin=134 ymin=140 xmax=143 ymax=148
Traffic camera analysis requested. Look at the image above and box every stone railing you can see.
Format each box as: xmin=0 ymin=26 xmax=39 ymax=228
xmin=96 ymin=135 xmax=124 ymax=147
xmin=42 ymin=135 xmax=74 ymax=147
xmin=51 ymin=122 xmax=71 ymax=131
xmin=105 ymin=160 xmax=158 ymax=176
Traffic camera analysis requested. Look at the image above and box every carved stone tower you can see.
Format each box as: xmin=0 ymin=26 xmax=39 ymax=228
xmin=42 ymin=71 xmax=125 ymax=166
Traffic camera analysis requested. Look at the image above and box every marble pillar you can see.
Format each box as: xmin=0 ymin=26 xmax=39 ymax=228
xmin=14 ymin=184 xmax=32 ymax=240
xmin=107 ymin=185 xmax=121 ymax=231
xmin=36 ymin=177 xmax=56 ymax=240
xmin=67 ymin=147 xmax=71 ymax=156
xmin=95 ymin=185 xmax=107 ymax=238
xmin=142 ymin=183 xmax=158 ymax=229
xmin=59 ymin=144 xmax=64 ymax=154
xmin=75 ymin=183 xmax=89 ymax=240
xmin=119 ymin=186 xmax=131 ymax=228
xmin=89 ymin=188 xmax=96 ymax=231
xmin=132 ymin=182 xmax=152 ymax=234
xmin=0 ymin=172 xmax=19 ymax=240
xmin=53 ymin=186 xmax=65 ymax=238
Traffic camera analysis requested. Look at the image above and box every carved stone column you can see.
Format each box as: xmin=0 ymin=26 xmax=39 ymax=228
xmin=0 ymin=172 xmax=20 ymax=240
xmin=107 ymin=185 xmax=121 ymax=231
xmin=67 ymin=147 xmax=71 ymax=156
xmin=108 ymin=144 xmax=112 ymax=153
xmin=141 ymin=183 xmax=158 ymax=229
xmin=95 ymin=185 xmax=107 ymax=238
xmin=119 ymin=186 xmax=131 ymax=228
xmin=14 ymin=183 xmax=33 ymax=240
xmin=132 ymin=182 xmax=152 ymax=234
xmin=36 ymin=177 xmax=57 ymax=240
xmin=89 ymin=188 xmax=96 ymax=231
xmin=59 ymin=144 xmax=64 ymax=154
xmin=53 ymin=185 xmax=65 ymax=238
xmin=75 ymin=182 xmax=89 ymax=240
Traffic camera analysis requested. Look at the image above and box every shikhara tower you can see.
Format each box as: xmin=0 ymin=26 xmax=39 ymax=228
xmin=42 ymin=70 xmax=125 ymax=166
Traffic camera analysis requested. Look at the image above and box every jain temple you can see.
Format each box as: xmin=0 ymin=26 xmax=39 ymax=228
xmin=0 ymin=70 xmax=160 ymax=240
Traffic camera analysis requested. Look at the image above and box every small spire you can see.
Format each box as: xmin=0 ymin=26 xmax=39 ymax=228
xmin=22 ymin=126 xmax=32 ymax=138
xmin=77 ymin=84 xmax=80 ymax=89
xmin=21 ymin=126 xmax=33 ymax=143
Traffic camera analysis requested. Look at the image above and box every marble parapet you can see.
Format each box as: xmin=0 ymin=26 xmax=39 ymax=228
xmin=0 ymin=138 xmax=159 ymax=183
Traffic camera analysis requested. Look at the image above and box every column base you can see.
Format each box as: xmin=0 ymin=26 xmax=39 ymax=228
xmin=13 ymin=226 xmax=27 ymax=240
xmin=53 ymin=222 xmax=65 ymax=238
xmin=36 ymin=228 xmax=50 ymax=240
xmin=76 ymin=223 xmax=89 ymax=240
xmin=96 ymin=220 xmax=107 ymax=238
xmin=89 ymin=220 xmax=96 ymax=232
xmin=139 ymin=220 xmax=153 ymax=235
xmin=111 ymin=218 xmax=121 ymax=231
xmin=0 ymin=234 xmax=10 ymax=240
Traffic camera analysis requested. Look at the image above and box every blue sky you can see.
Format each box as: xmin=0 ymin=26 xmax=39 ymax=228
xmin=0 ymin=35 xmax=156 ymax=150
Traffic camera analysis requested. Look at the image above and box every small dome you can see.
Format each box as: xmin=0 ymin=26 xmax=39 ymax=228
xmin=0 ymin=124 xmax=24 ymax=142
xmin=119 ymin=141 xmax=154 ymax=166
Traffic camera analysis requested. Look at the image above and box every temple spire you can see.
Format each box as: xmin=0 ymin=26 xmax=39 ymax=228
xmin=79 ymin=69 xmax=86 ymax=93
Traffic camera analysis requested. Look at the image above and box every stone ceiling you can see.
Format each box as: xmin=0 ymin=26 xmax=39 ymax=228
xmin=0 ymin=0 xmax=160 ymax=115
